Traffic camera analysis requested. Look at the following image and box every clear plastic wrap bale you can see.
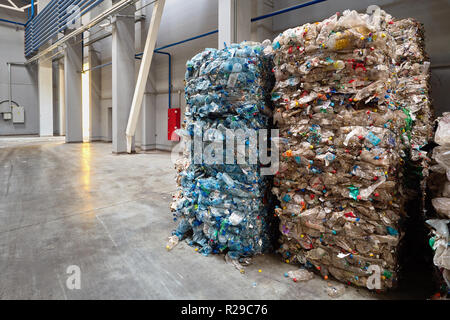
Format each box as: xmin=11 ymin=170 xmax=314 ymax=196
xmin=269 ymin=9 xmax=420 ymax=289
xmin=170 ymin=42 xmax=275 ymax=259
xmin=427 ymin=113 xmax=450 ymax=297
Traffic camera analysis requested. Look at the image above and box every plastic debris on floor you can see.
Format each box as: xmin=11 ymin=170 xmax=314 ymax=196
xmin=270 ymin=8 xmax=432 ymax=290
xmin=427 ymin=112 xmax=450 ymax=299
xmin=287 ymin=268 xmax=314 ymax=282
xmin=327 ymin=282 xmax=346 ymax=298
xmin=169 ymin=41 xmax=276 ymax=260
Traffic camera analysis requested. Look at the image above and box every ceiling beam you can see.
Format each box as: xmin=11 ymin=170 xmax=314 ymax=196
xmin=0 ymin=3 xmax=24 ymax=12
xmin=0 ymin=1 xmax=38 ymax=12
xmin=8 ymin=0 xmax=19 ymax=9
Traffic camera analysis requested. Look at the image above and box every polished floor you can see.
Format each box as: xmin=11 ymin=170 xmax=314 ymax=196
xmin=0 ymin=137 xmax=420 ymax=299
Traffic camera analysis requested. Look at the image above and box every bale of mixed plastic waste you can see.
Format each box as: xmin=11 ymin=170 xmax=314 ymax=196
xmin=270 ymin=9 xmax=431 ymax=290
xmin=427 ymin=113 xmax=450 ymax=298
xmin=169 ymin=42 xmax=276 ymax=260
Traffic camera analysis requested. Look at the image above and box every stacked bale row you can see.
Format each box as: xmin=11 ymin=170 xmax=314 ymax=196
xmin=270 ymin=10 xmax=412 ymax=289
xmin=388 ymin=18 xmax=433 ymax=208
xmin=427 ymin=113 xmax=450 ymax=298
xmin=170 ymin=42 xmax=275 ymax=260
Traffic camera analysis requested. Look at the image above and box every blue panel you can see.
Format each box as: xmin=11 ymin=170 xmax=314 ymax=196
xmin=24 ymin=0 xmax=104 ymax=58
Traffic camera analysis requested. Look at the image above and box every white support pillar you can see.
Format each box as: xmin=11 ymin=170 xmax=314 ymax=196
xmin=112 ymin=6 xmax=135 ymax=153
xmin=218 ymin=0 xmax=251 ymax=49
xmin=38 ymin=0 xmax=53 ymax=137
xmin=64 ymin=37 xmax=83 ymax=143
xmin=218 ymin=0 xmax=233 ymax=49
xmin=236 ymin=0 xmax=251 ymax=43
xmin=140 ymin=1 xmax=157 ymax=151
xmin=58 ymin=61 xmax=66 ymax=136
xmin=141 ymin=74 xmax=157 ymax=151
xmin=89 ymin=48 xmax=102 ymax=141
xmin=52 ymin=60 xmax=64 ymax=136
xmin=252 ymin=0 xmax=273 ymax=42
xmin=38 ymin=59 xmax=53 ymax=136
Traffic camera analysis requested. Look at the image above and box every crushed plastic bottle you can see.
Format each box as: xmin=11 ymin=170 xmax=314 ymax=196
xmin=225 ymin=252 xmax=248 ymax=273
xmin=327 ymin=283 xmax=346 ymax=298
xmin=166 ymin=235 xmax=179 ymax=251
xmin=287 ymin=269 xmax=314 ymax=281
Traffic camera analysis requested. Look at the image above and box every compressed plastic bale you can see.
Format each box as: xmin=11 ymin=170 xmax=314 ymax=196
xmin=433 ymin=145 xmax=450 ymax=174
xmin=434 ymin=112 xmax=450 ymax=146
xmin=432 ymin=198 xmax=450 ymax=219
xmin=441 ymin=181 xmax=450 ymax=198
xmin=426 ymin=219 xmax=450 ymax=292
xmin=269 ymin=9 xmax=429 ymax=290
xmin=387 ymin=18 xmax=433 ymax=220
xmin=170 ymin=42 xmax=276 ymax=259
xmin=427 ymin=113 xmax=450 ymax=297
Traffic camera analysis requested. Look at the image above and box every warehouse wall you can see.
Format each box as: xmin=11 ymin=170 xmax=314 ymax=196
xmin=2 ymin=0 xmax=448 ymax=141
xmin=272 ymin=0 xmax=450 ymax=116
xmin=132 ymin=0 xmax=449 ymax=151
xmin=151 ymin=0 xmax=218 ymax=150
xmin=0 ymin=11 xmax=38 ymax=136
xmin=131 ymin=0 xmax=274 ymax=150
xmin=76 ymin=0 xmax=112 ymax=142
xmin=95 ymin=0 xmax=219 ymax=149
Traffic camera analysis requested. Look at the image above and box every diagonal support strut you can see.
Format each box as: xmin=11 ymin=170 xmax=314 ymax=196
xmin=125 ymin=0 xmax=165 ymax=153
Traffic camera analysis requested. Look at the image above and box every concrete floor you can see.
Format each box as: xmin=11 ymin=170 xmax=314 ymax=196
xmin=0 ymin=137 xmax=412 ymax=299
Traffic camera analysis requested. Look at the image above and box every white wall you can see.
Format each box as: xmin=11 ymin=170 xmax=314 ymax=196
xmin=139 ymin=0 xmax=274 ymax=150
xmin=0 ymin=10 xmax=38 ymax=136
xmin=2 ymin=0 xmax=449 ymax=140
xmin=96 ymin=0 xmax=220 ymax=149
xmin=92 ymin=0 xmax=450 ymax=150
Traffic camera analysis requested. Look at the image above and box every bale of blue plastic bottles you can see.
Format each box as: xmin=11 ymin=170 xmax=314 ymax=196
xmin=170 ymin=41 xmax=276 ymax=260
